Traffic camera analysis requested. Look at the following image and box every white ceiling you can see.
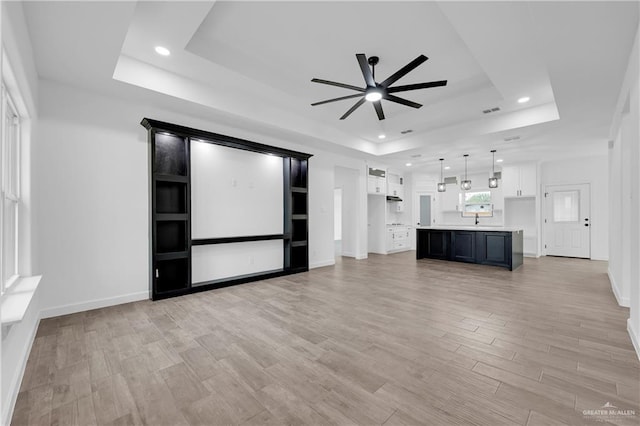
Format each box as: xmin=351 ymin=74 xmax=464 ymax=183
xmin=22 ymin=1 xmax=639 ymax=175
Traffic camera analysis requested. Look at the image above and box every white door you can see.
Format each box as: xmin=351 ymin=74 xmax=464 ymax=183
xmin=544 ymin=183 xmax=590 ymax=258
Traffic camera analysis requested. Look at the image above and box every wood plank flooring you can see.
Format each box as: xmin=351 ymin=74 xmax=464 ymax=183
xmin=11 ymin=254 xmax=640 ymax=425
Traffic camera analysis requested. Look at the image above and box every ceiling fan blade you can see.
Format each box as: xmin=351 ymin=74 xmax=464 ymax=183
xmin=387 ymin=80 xmax=448 ymax=93
xmin=340 ymin=98 xmax=366 ymax=120
xmin=356 ymin=54 xmax=375 ymax=87
xmin=384 ymin=94 xmax=423 ymax=109
xmin=373 ymin=101 xmax=385 ymax=120
xmin=311 ymin=78 xmax=365 ymax=92
xmin=311 ymin=93 xmax=364 ymax=106
xmin=380 ymin=55 xmax=428 ymax=88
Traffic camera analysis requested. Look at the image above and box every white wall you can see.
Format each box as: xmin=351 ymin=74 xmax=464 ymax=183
xmin=540 ymin=156 xmax=609 ymax=261
xmin=608 ymin=20 xmax=639 ymax=359
xmin=36 ymin=79 xmax=371 ymax=311
xmin=1 ymin=2 xmax=41 ymax=424
xmin=335 ymin=166 xmax=359 ymax=258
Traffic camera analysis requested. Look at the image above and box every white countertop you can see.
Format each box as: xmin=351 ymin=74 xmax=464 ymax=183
xmin=416 ymin=225 xmax=523 ymax=232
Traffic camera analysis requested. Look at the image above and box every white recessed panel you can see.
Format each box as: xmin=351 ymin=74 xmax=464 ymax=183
xmin=192 ymin=240 xmax=283 ymax=283
xmin=191 ymin=140 xmax=283 ymax=238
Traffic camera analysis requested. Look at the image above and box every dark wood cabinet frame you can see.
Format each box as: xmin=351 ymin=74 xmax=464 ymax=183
xmin=142 ymin=118 xmax=312 ymax=300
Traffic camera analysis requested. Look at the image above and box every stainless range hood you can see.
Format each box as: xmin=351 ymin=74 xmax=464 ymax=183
xmin=386 ymin=195 xmax=403 ymax=202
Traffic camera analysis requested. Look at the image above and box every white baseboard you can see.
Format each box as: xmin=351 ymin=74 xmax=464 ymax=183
xmin=608 ymin=268 xmax=630 ymax=307
xmin=309 ymin=259 xmax=335 ymax=269
xmin=341 ymin=251 xmax=356 ymax=258
xmin=3 ymin=313 xmax=41 ymax=426
xmin=628 ymin=319 xmax=640 ymax=361
xmin=40 ymin=291 xmax=148 ymax=319
xmin=355 ymin=253 xmax=368 ymax=260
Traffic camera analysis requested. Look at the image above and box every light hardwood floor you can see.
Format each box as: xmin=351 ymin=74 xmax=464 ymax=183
xmin=11 ymin=253 xmax=640 ymax=425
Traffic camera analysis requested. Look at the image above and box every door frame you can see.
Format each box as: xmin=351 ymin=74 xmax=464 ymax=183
xmin=542 ymin=182 xmax=591 ymax=258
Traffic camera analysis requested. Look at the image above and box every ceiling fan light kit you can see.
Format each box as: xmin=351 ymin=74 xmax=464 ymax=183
xmin=311 ymin=54 xmax=447 ymax=120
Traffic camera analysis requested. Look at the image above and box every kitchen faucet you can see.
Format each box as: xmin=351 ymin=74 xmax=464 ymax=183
xmin=475 ymin=213 xmax=480 ymax=225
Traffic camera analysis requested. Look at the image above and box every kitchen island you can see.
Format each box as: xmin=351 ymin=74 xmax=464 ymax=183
xmin=416 ymin=226 xmax=523 ymax=270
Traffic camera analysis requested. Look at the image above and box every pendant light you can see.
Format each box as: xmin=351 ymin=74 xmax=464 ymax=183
xmin=437 ymin=158 xmax=446 ymax=192
xmin=461 ymin=154 xmax=472 ymax=190
xmin=488 ymin=149 xmax=498 ymax=188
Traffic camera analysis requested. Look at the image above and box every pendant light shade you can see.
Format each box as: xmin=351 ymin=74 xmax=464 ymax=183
xmin=488 ymin=149 xmax=498 ymax=189
xmin=461 ymin=154 xmax=472 ymax=190
xmin=437 ymin=158 xmax=446 ymax=192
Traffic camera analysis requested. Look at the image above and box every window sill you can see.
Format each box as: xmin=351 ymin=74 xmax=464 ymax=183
xmin=1 ymin=275 xmax=42 ymax=326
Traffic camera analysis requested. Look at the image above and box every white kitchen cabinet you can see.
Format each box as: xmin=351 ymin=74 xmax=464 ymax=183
xmin=387 ymin=173 xmax=404 ymax=198
xmin=440 ymin=188 xmax=461 ymax=211
xmin=368 ymin=167 xmax=387 ymax=194
xmin=386 ymin=226 xmax=411 ymax=252
xmin=502 ymin=163 xmax=537 ymax=197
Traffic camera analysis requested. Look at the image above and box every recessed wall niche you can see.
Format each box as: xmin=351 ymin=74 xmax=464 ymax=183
xmin=142 ymin=118 xmax=312 ymax=300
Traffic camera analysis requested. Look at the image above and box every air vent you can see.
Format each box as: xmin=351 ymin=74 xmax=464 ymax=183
xmin=504 ymin=136 xmax=520 ymax=142
xmin=482 ymin=107 xmax=501 ymax=114
xmin=444 ymin=176 xmax=458 ymax=184
xmin=410 ymin=154 xmax=422 ymax=158
xmin=400 ymin=129 xmax=414 ymax=134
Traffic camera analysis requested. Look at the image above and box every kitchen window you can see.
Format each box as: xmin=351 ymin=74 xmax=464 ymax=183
xmin=461 ymin=191 xmax=493 ymax=217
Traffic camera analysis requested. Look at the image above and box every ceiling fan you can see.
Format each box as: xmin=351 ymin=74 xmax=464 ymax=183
xmin=311 ymin=54 xmax=447 ymax=120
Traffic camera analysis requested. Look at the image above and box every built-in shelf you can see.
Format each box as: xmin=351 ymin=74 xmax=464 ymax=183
xmin=142 ymin=118 xmax=312 ymax=300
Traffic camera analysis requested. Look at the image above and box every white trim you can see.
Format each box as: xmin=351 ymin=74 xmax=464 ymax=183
xmin=1 ymin=275 xmax=41 ymax=325
xmin=3 ymin=313 xmax=40 ymax=426
xmin=40 ymin=291 xmax=148 ymax=319
xmin=341 ymin=250 xmax=356 ymax=258
xmin=628 ymin=319 xmax=640 ymax=361
xmin=608 ymin=268 xmax=630 ymax=307
xmin=309 ymin=259 xmax=335 ymax=269
xmin=355 ymin=254 xmax=368 ymax=260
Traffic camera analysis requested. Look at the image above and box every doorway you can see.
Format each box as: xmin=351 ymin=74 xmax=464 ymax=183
xmin=414 ymin=191 xmax=435 ymax=227
xmin=334 ymin=166 xmax=359 ymax=258
xmin=334 ymin=188 xmax=342 ymax=256
xmin=544 ymin=183 xmax=590 ymax=258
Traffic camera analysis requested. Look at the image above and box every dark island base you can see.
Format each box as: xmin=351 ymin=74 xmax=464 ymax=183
xmin=417 ymin=228 xmax=523 ymax=270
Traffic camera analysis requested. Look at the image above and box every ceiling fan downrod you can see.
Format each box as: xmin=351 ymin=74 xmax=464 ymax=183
xmin=368 ymin=56 xmax=379 ymax=82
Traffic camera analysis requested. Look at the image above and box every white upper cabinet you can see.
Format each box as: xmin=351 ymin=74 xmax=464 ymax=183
xmin=440 ymin=188 xmax=460 ymax=211
xmin=386 ymin=172 xmax=404 ymax=198
xmin=502 ymin=163 xmax=537 ymax=197
xmin=367 ymin=167 xmax=387 ymax=194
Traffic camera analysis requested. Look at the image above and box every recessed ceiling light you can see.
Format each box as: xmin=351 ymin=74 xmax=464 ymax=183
xmin=405 ymin=163 xmax=412 ymax=167
xmin=496 ymin=159 xmax=504 ymax=163
xmin=444 ymin=166 xmax=451 ymax=170
xmin=155 ymin=46 xmax=171 ymax=56
xmin=517 ymin=96 xmax=530 ymax=104
xmin=378 ymin=134 xmax=386 ymax=139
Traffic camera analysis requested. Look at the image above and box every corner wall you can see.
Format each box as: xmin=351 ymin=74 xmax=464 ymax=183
xmin=608 ymin=20 xmax=639 ymax=358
